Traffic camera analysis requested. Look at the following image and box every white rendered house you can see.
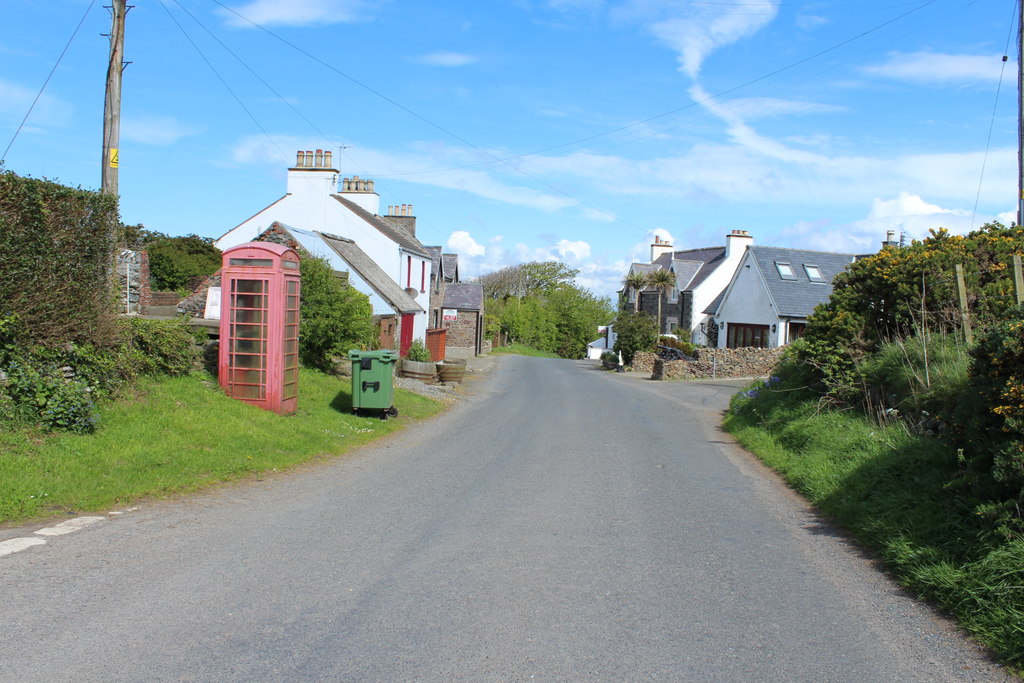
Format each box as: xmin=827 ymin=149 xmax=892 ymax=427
xmin=215 ymin=150 xmax=432 ymax=354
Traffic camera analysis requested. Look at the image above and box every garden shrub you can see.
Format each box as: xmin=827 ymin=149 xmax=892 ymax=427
xmin=146 ymin=234 xmax=221 ymax=293
xmin=299 ymin=254 xmax=376 ymax=371
xmin=0 ymin=315 xmax=199 ymax=434
xmin=406 ymin=339 xmax=431 ymax=362
xmin=613 ymin=311 xmax=657 ymax=367
xmin=0 ymin=171 xmax=120 ymax=347
xmin=953 ymin=306 xmax=1024 ymax=536
xmin=116 ymin=317 xmax=199 ymax=377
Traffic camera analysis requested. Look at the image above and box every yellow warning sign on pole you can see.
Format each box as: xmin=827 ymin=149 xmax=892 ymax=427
xmin=109 ymin=148 xmax=119 ymax=168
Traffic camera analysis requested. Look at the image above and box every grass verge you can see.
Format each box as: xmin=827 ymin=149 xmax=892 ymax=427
xmin=0 ymin=368 xmax=442 ymax=525
xmin=724 ymin=381 xmax=1024 ymax=670
xmin=490 ymin=343 xmax=561 ymax=358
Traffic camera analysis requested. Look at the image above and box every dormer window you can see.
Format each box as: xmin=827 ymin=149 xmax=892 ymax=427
xmin=804 ymin=264 xmax=824 ymax=282
xmin=775 ymin=262 xmax=797 ymax=280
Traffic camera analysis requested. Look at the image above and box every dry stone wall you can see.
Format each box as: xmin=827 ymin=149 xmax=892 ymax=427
xmin=648 ymin=347 xmax=785 ymax=380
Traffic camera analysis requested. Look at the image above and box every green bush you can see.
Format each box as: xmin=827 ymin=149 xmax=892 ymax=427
xmin=613 ymin=311 xmax=657 ymax=366
xmin=299 ymin=254 xmax=376 ymax=371
xmin=406 ymin=339 xmax=431 ymax=362
xmin=117 ymin=317 xmax=199 ymax=377
xmin=658 ymin=335 xmax=698 ymax=357
xmin=953 ymin=306 xmax=1024 ymax=536
xmin=146 ymin=234 xmax=221 ymax=293
xmin=0 ymin=171 xmax=120 ymax=346
xmin=0 ymin=315 xmax=199 ymax=434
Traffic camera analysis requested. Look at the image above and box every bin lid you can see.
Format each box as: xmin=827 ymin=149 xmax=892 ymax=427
xmin=349 ymin=349 xmax=398 ymax=361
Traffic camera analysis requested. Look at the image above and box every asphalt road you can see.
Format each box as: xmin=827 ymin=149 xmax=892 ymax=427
xmin=0 ymin=355 xmax=1008 ymax=681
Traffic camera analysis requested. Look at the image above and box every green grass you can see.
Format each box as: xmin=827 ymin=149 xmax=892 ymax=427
xmin=725 ymin=381 xmax=1024 ymax=670
xmin=490 ymin=343 xmax=560 ymax=358
xmin=0 ymin=368 xmax=442 ymax=525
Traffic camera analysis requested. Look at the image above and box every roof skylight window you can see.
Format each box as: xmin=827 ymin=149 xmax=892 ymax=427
xmin=804 ymin=264 xmax=825 ymax=282
xmin=775 ymin=262 xmax=797 ymax=280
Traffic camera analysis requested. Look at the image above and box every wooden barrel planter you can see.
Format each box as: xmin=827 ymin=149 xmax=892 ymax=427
xmin=436 ymin=360 xmax=466 ymax=383
xmin=401 ymin=359 xmax=436 ymax=383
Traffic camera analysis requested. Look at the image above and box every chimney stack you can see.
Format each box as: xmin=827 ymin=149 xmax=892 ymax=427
xmin=725 ymin=229 xmax=753 ymax=260
xmin=650 ymin=234 xmax=674 ymax=263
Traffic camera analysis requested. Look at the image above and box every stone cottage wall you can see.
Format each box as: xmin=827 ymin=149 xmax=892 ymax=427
xmin=443 ymin=311 xmax=479 ymax=359
xmin=651 ymin=347 xmax=785 ymax=380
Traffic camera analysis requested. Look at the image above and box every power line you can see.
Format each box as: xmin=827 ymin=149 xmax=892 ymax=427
xmin=1 ymin=0 xmax=97 ymax=163
xmin=208 ymin=0 xmax=648 ymax=234
xmin=970 ymin=0 xmax=1017 ymax=230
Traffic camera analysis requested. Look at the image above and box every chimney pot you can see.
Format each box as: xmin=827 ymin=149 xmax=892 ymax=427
xmin=314 ymin=149 xmax=323 ymax=166
xmin=295 ymin=151 xmax=304 ymax=167
xmin=325 ymin=151 xmax=332 ymax=167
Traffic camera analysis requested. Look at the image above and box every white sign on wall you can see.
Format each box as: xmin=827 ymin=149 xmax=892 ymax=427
xmin=443 ymin=309 xmax=458 ymax=322
xmin=204 ymin=286 xmax=222 ymax=320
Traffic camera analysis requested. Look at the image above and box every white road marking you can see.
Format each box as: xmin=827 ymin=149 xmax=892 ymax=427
xmin=0 ymin=537 xmax=46 ymax=557
xmin=34 ymin=516 xmax=105 ymax=536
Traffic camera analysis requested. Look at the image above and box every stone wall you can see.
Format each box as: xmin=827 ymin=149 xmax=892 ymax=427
xmin=651 ymin=347 xmax=785 ymax=380
xmin=630 ymin=351 xmax=658 ymax=374
xmin=442 ymin=310 xmax=480 ymax=356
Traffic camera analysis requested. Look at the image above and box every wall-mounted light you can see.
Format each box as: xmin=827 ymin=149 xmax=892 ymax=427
xmin=771 ymin=324 xmax=776 ymax=333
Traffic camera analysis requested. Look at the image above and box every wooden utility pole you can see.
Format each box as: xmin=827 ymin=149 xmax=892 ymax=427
xmin=1019 ymin=0 xmax=1024 ymax=225
xmin=101 ymin=0 xmax=126 ymax=196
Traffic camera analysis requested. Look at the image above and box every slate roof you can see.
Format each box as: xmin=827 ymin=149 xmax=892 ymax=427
xmin=731 ymin=246 xmax=855 ymax=318
xmin=425 ymin=246 xmax=443 ymax=274
xmin=332 ymin=195 xmax=429 ymax=257
xmin=442 ymin=254 xmax=459 ymax=282
xmin=305 ymin=229 xmax=423 ymax=314
xmin=442 ymin=282 xmax=483 ymax=311
xmin=670 ymin=259 xmax=705 ymax=290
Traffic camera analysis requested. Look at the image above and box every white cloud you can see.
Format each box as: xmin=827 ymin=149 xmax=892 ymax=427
xmin=122 ymin=115 xmax=203 ymax=146
xmin=414 ymin=52 xmax=479 ymax=67
xmin=641 ymin=1 xmax=780 ymax=78
xmin=796 ymin=14 xmax=828 ymax=31
xmin=781 ymin=192 xmax=997 ymax=254
xmin=219 ymin=0 xmax=374 ymax=27
xmin=555 ymin=239 xmax=591 ymax=260
xmin=447 ymin=230 xmax=486 ymax=257
xmin=711 ymin=96 xmax=845 ymax=121
xmin=0 ymin=78 xmax=72 ymax=128
xmin=862 ymin=52 xmax=1009 ymax=85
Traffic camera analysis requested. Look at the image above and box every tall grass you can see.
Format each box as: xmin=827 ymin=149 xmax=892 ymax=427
xmin=0 ymin=368 xmax=441 ymax=524
xmin=726 ymin=372 xmax=1024 ymax=669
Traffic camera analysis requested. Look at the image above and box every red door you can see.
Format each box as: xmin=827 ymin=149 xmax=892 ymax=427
xmin=400 ymin=313 xmax=414 ymax=356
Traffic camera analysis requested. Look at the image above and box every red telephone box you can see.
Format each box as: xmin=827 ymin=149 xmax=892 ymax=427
xmin=218 ymin=242 xmax=301 ymax=415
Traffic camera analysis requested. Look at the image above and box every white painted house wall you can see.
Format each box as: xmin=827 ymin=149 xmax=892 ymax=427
xmin=713 ymin=250 xmax=782 ymax=348
xmin=214 ymin=150 xmax=431 ymax=343
xmin=281 ymin=229 xmax=394 ymax=317
xmin=687 ymin=230 xmax=752 ymax=345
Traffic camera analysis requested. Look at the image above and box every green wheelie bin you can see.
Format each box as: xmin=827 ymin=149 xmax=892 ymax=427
xmin=349 ymin=350 xmax=398 ymax=419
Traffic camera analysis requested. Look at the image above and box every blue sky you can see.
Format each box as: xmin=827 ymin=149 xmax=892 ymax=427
xmin=1 ymin=0 xmax=1018 ymax=298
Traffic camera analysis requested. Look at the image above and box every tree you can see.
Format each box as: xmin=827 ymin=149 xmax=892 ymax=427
xmin=479 ymin=261 xmax=613 ymax=358
xmin=146 ymin=234 xmax=222 ymax=292
xmin=623 ymin=271 xmax=647 ymax=312
xmin=478 ymin=261 xmax=580 ymax=300
xmin=646 ymin=268 xmax=676 ymax=334
xmin=613 ymin=310 xmax=658 ymax=366
xmin=299 ymin=254 xmax=376 ymax=371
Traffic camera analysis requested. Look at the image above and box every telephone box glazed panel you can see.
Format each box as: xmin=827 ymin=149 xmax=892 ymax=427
xmin=218 ymin=242 xmax=300 ymax=415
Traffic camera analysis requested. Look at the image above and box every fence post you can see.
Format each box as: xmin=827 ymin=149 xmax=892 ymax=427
xmin=1013 ymin=255 xmax=1024 ymax=306
xmin=955 ymin=264 xmax=973 ymax=344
